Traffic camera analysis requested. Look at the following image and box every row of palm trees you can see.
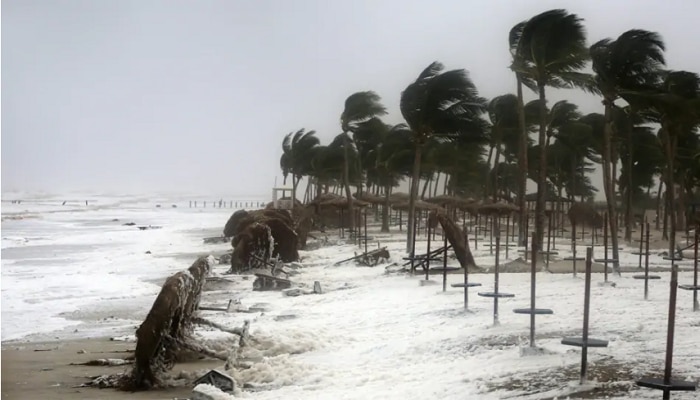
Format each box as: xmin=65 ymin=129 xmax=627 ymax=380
xmin=280 ymin=8 xmax=700 ymax=255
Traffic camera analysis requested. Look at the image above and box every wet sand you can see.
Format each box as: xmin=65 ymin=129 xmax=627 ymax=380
xmin=1 ymin=337 xmax=221 ymax=399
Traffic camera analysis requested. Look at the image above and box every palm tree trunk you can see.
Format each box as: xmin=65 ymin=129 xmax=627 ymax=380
xmin=292 ymin=175 xmax=299 ymax=203
xmin=492 ymin=144 xmax=503 ymax=203
xmin=342 ymin=133 xmax=355 ymax=233
xmin=602 ymin=101 xmax=621 ymax=274
xmin=433 ymin=172 xmax=440 ymax=198
xmin=535 ymin=83 xmax=548 ymax=253
xmin=516 ymin=76 xmax=528 ymax=246
xmin=381 ymin=184 xmax=391 ymax=232
xmin=625 ymin=124 xmax=634 ymax=242
xmin=407 ymin=142 xmax=423 ymax=252
xmin=486 ymin=143 xmax=495 ymax=199
xmin=656 ymin=178 xmax=664 ymax=230
xmin=421 ymin=175 xmax=431 ymax=199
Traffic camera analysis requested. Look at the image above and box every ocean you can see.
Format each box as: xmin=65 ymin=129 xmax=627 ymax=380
xmin=1 ymin=193 xmax=262 ymax=342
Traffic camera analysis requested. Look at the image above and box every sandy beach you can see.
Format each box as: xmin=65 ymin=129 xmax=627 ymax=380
xmin=1 ymin=337 xmax=221 ymax=399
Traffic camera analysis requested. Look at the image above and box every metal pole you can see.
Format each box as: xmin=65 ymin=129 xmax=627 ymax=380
xmin=506 ymin=213 xmax=510 ymax=260
xmin=581 ymin=247 xmax=593 ymax=384
xmin=546 ymin=212 xmax=552 ymax=271
xmin=604 ymin=213 xmax=609 ymax=283
xmin=662 ymin=243 xmax=679 ymax=398
xmin=572 ymin=222 xmax=578 ymax=277
xmin=694 ymin=222 xmax=699 ymax=311
xmin=645 ymin=222 xmax=651 ymax=300
xmin=364 ymin=210 xmax=368 ymax=255
xmin=494 ymin=235 xmax=501 ymax=326
xmin=530 ymin=232 xmax=537 ymax=347
xmin=442 ymin=233 xmax=448 ymax=292
xmin=638 ymin=220 xmax=645 ymax=269
xmin=426 ymin=220 xmax=432 ymax=281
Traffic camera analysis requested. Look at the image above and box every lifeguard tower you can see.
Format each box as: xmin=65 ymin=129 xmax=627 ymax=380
xmin=271 ymin=187 xmax=293 ymax=210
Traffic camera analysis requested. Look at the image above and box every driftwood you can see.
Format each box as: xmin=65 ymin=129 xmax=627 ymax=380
xmin=123 ymin=256 xmax=212 ymax=390
xmin=253 ymin=273 xmax=292 ymax=291
xmin=334 ymin=247 xmax=390 ymax=266
xmin=432 ymin=212 xmax=479 ymax=271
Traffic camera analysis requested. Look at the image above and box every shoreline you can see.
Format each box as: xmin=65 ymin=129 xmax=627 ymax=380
xmin=1 ymin=336 xmax=222 ymax=400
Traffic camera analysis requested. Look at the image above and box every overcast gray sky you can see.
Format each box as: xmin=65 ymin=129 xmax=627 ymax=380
xmin=3 ymin=0 xmax=700 ymax=197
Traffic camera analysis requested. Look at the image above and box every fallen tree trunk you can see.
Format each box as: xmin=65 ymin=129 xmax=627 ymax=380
xmin=432 ymin=211 xmax=479 ymax=271
xmin=123 ymin=256 xmax=212 ymax=391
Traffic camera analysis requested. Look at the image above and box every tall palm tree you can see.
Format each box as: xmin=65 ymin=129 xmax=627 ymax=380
xmin=340 ymin=92 xmax=387 ymax=234
xmin=511 ymin=9 xmax=591 ymax=251
xmin=400 ymin=62 xmax=488 ymax=251
xmin=280 ymin=129 xmax=320 ymax=202
xmin=371 ymin=123 xmax=414 ymax=231
xmin=590 ymin=29 xmax=666 ymax=272
xmin=487 ymin=94 xmax=520 ymax=201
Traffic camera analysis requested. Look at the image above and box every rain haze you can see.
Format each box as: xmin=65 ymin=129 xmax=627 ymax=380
xmin=3 ymin=0 xmax=700 ymax=198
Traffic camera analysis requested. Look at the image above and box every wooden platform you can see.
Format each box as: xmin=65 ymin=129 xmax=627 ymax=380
xmin=513 ymin=308 xmax=553 ymax=315
xmin=451 ymin=282 xmax=482 ymax=288
xmin=633 ymin=275 xmax=661 ymax=280
xmin=636 ymin=377 xmax=696 ymax=392
xmin=561 ymin=337 xmax=609 ymax=348
xmin=478 ymin=292 xmax=515 ymax=298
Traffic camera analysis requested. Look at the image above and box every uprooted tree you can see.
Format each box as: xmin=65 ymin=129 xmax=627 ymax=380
xmin=226 ymin=209 xmax=302 ymax=273
xmin=84 ymin=256 xmax=250 ymax=391
xmin=125 ymin=256 xmax=212 ymax=390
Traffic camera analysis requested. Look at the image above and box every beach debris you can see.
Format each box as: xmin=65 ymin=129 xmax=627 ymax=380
xmin=218 ymin=252 xmax=233 ymax=264
xmin=432 ymin=211 xmax=480 ymax=271
xmin=333 ymin=247 xmax=390 ymax=266
xmin=121 ymin=256 xmax=213 ymax=390
xmin=137 ymin=225 xmax=162 ymax=230
xmin=203 ymin=236 xmax=228 ymax=244
xmin=71 ymin=358 xmax=133 ymax=366
xmin=193 ymin=382 xmax=237 ymax=400
xmin=253 ymin=272 xmax=293 ymax=291
xmin=198 ymin=299 xmax=238 ymax=313
xmin=225 ymin=208 xmax=303 ymax=273
xmin=313 ymin=281 xmax=322 ymax=294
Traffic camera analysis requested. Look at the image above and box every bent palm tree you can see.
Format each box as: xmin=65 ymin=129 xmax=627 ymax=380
xmin=340 ymin=92 xmax=387 ymax=234
xmin=512 ymin=9 xmax=592 ymax=252
xmin=280 ymin=129 xmax=320 ymax=202
xmin=591 ymin=29 xmax=666 ymax=273
xmin=400 ymin=61 xmax=487 ymax=251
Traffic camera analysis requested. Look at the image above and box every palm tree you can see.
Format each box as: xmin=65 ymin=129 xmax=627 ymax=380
xmin=400 ymin=62 xmax=488 ymax=251
xmin=340 ymin=92 xmax=387 ymax=234
xmin=590 ymin=29 xmax=666 ymax=272
xmin=371 ymin=123 xmax=414 ymax=231
xmin=280 ymin=129 xmax=320 ymax=203
xmin=511 ymin=9 xmax=591 ymax=251
xmin=486 ymin=94 xmax=520 ymax=201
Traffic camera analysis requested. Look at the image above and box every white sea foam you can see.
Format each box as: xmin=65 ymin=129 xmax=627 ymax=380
xmin=1 ymin=193 xmax=698 ymax=399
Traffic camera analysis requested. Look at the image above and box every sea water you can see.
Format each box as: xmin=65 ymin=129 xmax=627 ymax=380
xmin=1 ymin=193 xmax=261 ymax=342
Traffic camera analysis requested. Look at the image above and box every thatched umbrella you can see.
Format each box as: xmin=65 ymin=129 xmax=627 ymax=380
xmin=392 ymin=199 xmax=445 ymax=213
xmin=388 ymin=192 xmax=410 ymax=205
xmin=320 ymin=197 xmax=370 ymax=209
xmin=425 ymin=194 xmax=464 ymax=207
xmin=478 ymin=202 xmax=519 ymax=216
xmin=309 ymin=193 xmax=343 ymax=205
xmin=354 ymin=192 xmax=385 ymax=205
